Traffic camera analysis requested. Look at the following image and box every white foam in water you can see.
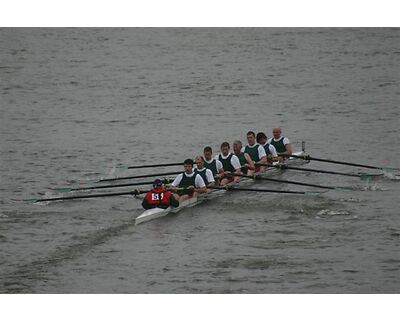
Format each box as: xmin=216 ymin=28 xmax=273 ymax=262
xmin=383 ymin=170 xmax=400 ymax=180
xmin=104 ymin=161 xmax=120 ymax=179
xmin=363 ymin=181 xmax=388 ymax=191
xmin=44 ymin=190 xmax=56 ymax=198
xmin=106 ymin=166 xmax=117 ymax=178
xmin=317 ymin=209 xmax=350 ymax=216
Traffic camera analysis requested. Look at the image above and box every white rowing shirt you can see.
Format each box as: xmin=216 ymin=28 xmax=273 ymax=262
xmin=171 ymin=172 xmax=206 ymax=188
xmin=204 ymin=158 xmax=223 ymax=172
xmin=241 ymin=144 xmax=267 ymax=159
xmin=262 ymin=143 xmax=278 ymax=157
xmin=215 ymin=153 xmax=241 ymax=170
xmin=267 ymin=137 xmax=291 ymax=145
xmin=194 ymin=167 xmax=215 ymax=184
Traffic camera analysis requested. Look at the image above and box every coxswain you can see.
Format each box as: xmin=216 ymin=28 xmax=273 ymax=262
xmin=232 ymin=140 xmax=255 ymax=176
xmin=142 ymin=179 xmax=180 ymax=210
xmin=194 ymin=156 xmax=216 ymax=187
xmin=256 ymin=132 xmax=278 ymax=163
xmin=243 ymin=131 xmax=267 ymax=172
xmin=217 ymin=142 xmax=242 ymax=186
xmin=203 ymin=146 xmax=224 ymax=182
xmin=267 ymin=127 xmax=293 ymax=159
xmin=170 ymin=158 xmax=207 ymax=202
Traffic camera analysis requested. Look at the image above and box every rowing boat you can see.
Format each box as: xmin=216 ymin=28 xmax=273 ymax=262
xmin=134 ymin=150 xmax=309 ymax=225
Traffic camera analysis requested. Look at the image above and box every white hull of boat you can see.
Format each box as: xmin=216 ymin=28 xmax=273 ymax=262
xmin=134 ymin=151 xmax=308 ymax=225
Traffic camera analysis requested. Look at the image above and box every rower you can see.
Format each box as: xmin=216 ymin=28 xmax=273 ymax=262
xmin=244 ymin=131 xmax=267 ymax=172
xmin=194 ymin=156 xmax=216 ymax=187
xmin=267 ymin=127 xmax=293 ymax=159
xmin=232 ymin=140 xmax=255 ymax=176
xmin=142 ymin=179 xmax=180 ymax=210
xmin=217 ymin=142 xmax=242 ymax=186
xmin=170 ymin=158 xmax=207 ymax=202
xmin=256 ymin=132 xmax=278 ymax=163
xmin=203 ymin=146 xmax=224 ymax=182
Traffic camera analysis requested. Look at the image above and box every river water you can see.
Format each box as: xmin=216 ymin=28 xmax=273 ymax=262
xmin=0 ymin=28 xmax=399 ymax=293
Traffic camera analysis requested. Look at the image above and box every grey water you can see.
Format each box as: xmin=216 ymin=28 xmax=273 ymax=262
xmin=0 ymin=28 xmax=399 ymax=293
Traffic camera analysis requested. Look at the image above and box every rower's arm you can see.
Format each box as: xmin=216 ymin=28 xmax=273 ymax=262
xmin=217 ymin=168 xmax=225 ymax=179
xmin=170 ymin=174 xmax=182 ymax=192
xmin=269 ymin=145 xmax=279 ymax=162
xmin=194 ymin=175 xmax=208 ymax=194
xmin=245 ymin=153 xmax=255 ymax=171
xmin=197 ymin=186 xmax=208 ymax=193
xmin=259 ymin=155 xmax=267 ymax=164
xmin=285 ymin=143 xmax=293 ymax=155
xmin=278 ymin=143 xmax=293 ymax=157
xmin=258 ymin=145 xmax=267 ymax=163
xmin=233 ymin=168 xmax=242 ymax=182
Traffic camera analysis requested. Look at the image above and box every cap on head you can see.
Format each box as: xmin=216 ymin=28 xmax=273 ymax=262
xmin=153 ymin=179 xmax=163 ymax=188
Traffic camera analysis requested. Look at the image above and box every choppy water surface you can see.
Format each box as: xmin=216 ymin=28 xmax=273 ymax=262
xmin=0 ymin=28 xmax=399 ymax=293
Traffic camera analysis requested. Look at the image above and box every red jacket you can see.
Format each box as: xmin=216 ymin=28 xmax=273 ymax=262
xmin=143 ymin=187 xmax=173 ymax=209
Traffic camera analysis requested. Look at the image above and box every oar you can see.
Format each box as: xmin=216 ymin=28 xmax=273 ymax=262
xmin=98 ymin=171 xmax=182 ymax=182
xmin=208 ymin=185 xmax=324 ymax=195
xmin=287 ymin=154 xmax=400 ymax=171
xmin=54 ymin=178 xmax=173 ymax=193
xmin=23 ymin=189 xmax=149 ymax=204
xmin=256 ymin=163 xmax=382 ymax=180
xmin=226 ymin=173 xmax=350 ymax=191
xmin=126 ymin=162 xmax=184 ymax=169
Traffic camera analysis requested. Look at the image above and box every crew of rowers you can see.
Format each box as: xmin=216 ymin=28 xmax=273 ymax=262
xmin=142 ymin=128 xmax=292 ymax=209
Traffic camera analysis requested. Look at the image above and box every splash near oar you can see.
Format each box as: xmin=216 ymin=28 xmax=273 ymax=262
xmin=287 ymin=154 xmax=400 ymax=171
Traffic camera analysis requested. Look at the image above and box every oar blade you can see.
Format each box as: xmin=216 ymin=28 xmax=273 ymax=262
xmin=304 ymin=191 xmax=325 ymax=196
xmin=359 ymin=173 xmax=384 ymax=181
xmin=334 ymin=187 xmax=352 ymax=192
xmin=22 ymin=198 xmax=40 ymax=204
